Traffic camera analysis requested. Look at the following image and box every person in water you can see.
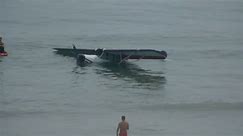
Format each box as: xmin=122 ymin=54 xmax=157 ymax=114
xmin=116 ymin=116 xmax=129 ymax=136
xmin=0 ymin=37 xmax=5 ymax=53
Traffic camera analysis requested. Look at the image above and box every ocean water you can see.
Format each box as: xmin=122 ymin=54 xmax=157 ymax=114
xmin=1 ymin=0 xmax=243 ymax=136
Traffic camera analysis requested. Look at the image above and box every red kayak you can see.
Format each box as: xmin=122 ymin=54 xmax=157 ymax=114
xmin=0 ymin=52 xmax=8 ymax=56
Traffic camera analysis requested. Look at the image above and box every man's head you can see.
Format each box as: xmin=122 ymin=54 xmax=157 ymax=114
xmin=121 ymin=116 xmax=125 ymax=121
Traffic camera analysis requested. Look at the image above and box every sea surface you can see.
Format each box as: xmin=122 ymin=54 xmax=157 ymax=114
xmin=1 ymin=0 xmax=243 ymax=136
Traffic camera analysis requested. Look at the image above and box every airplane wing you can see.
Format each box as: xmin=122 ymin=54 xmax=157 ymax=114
xmin=53 ymin=48 xmax=97 ymax=57
xmin=53 ymin=48 xmax=167 ymax=61
xmin=102 ymin=49 xmax=167 ymax=60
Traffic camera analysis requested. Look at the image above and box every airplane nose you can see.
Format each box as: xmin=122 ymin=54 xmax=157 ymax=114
xmin=95 ymin=48 xmax=103 ymax=56
xmin=77 ymin=54 xmax=86 ymax=63
xmin=160 ymin=50 xmax=167 ymax=59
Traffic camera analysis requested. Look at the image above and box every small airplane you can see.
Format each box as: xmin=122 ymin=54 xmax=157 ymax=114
xmin=53 ymin=45 xmax=167 ymax=65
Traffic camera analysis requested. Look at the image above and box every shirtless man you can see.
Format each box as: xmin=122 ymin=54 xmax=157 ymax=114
xmin=0 ymin=37 xmax=5 ymax=53
xmin=116 ymin=116 xmax=129 ymax=136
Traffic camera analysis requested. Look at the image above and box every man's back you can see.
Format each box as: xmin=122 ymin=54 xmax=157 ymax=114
xmin=119 ymin=121 xmax=129 ymax=132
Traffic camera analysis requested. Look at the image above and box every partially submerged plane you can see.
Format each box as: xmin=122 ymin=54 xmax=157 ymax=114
xmin=53 ymin=45 xmax=167 ymax=65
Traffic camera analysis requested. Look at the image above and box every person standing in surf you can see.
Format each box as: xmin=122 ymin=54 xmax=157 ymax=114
xmin=0 ymin=37 xmax=5 ymax=53
xmin=116 ymin=116 xmax=129 ymax=136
